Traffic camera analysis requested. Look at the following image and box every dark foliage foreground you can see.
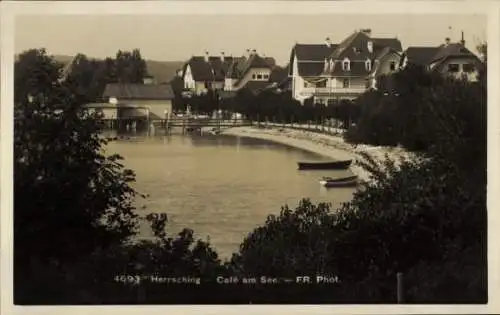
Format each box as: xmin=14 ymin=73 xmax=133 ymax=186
xmin=13 ymin=49 xmax=486 ymax=304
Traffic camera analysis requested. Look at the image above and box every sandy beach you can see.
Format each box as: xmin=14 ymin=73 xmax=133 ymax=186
xmin=221 ymin=125 xmax=413 ymax=182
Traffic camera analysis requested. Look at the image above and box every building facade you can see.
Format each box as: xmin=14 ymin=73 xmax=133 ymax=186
xmin=289 ymin=29 xmax=403 ymax=105
xmin=181 ymin=50 xmax=284 ymax=97
xmin=101 ymin=78 xmax=174 ymax=121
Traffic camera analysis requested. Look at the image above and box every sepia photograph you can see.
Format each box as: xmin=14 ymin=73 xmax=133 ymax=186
xmin=0 ymin=0 xmax=497 ymax=313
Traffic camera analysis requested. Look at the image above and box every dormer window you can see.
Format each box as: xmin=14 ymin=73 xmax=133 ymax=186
xmin=365 ymin=59 xmax=372 ymax=71
xmin=367 ymin=41 xmax=373 ymax=53
xmin=342 ymin=58 xmax=350 ymax=71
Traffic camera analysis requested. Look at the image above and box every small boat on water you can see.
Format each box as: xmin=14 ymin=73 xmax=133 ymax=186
xmin=298 ymin=159 xmax=352 ymax=170
xmin=319 ymin=175 xmax=359 ymax=188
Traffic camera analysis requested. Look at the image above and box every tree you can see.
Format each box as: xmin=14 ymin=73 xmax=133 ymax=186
xmin=115 ymin=49 xmax=148 ymax=83
xmin=14 ymin=49 xmax=141 ymax=302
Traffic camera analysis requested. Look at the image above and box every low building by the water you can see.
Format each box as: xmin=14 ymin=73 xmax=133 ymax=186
xmin=100 ymin=79 xmax=175 ymax=124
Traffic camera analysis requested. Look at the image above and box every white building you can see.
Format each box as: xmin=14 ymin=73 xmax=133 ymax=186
xmin=288 ymin=29 xmax=403 ymax=105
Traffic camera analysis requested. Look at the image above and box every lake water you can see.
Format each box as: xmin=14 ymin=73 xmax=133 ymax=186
xmin=105 ymin=131 xmax=356 ymax=260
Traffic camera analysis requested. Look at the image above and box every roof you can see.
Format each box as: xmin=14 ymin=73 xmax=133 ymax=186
xmin=269 ymin=65 xmax=289 ymax=83
xmin=102 ymin=83 xmax=175 ymax=100
xmin=293 ymin=44 xmax=338 ymax=61
xmin=291 ymin=31 xmax=402 ymax=77
xmin=404 ymin=43 xmax=479 ymax=67
xmin=183 ymin=55 xmax=236 ymax=82
xmin=297 ymin=62 xmax=327 ymax=77
xmin=228 ymin=53 xmax=276 ymax=86
xmin=404 ymin=47 xmax=441 ymax=66
xmin=330 ymin=60 xmax=374 ymax=77
xmin=237 ymin=54 xmax=274 ymax=77
xmin=430 ymin=43 xmax=476 ymax=63
xmin=329 ymin=32 xmax=402 ymax=60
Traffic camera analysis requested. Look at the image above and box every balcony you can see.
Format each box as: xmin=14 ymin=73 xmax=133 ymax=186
xmin=314 ymin=87 xmax=367 ymax=95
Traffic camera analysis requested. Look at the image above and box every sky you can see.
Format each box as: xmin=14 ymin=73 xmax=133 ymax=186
xmin=15 ymin=14 xmax=486 ymax=66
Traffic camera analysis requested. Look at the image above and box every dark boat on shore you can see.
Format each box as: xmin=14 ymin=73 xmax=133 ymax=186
xmin=319 ymin=175 xmax=359 ymax=188
xmin=297 ymin=159 xmax=352 ymax=170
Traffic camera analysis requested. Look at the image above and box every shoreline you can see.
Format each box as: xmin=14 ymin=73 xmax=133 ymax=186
xmin=221 ymin=126 xmax=413 ymax=182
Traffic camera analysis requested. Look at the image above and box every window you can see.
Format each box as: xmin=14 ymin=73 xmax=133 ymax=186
xmin=252 ymin=74 xmax=256 ymax=79
xmin=342 ymin=59 xmax=350 ymax=71
xmin=257 ymin=74 xmax=263 ymax=80
xmin=367 ymin=41 xmax=373 ymax=53
xmin=365 ymin=59 xmax=372 ymax=71
xmin=343 ymin=79 xmax=350 ymax=88
xmin=324 ymin=59 xmax=329 ymax=72
xmin=448 ymin=64 xmax=460 ymax=73
xmin=463 ymin=63 xmax=475 ymax=73
xmin=263 ymin=74 xmax=269 ymax=80
xmin=390 ymin=61 xmax=396 ymax=71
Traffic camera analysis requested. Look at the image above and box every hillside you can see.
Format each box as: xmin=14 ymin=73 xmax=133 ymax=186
xmin=52 ymin=54 xmax=184 ymax=84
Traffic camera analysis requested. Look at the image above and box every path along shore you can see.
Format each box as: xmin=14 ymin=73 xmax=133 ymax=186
xmin=221 ymin=125 xmax=414 ymax=182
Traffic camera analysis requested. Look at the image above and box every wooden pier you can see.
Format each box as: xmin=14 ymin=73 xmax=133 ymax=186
xmin=97 ymin=116 xmax=251 ymax=134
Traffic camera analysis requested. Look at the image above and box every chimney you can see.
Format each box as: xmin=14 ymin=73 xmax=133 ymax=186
xmin=220 ymin=51 xmax=225 ymax=62
xmin=445 ymin=37 xmax=451 ymax=46
xmin=325 ymin=37 xmax=331 ymax=48
xmin=204 ymin=51 xmax=209 ymax=62
xmin=251 ymin=49 xmax=257 ymax=55
xmin=246 ymin=49 xmax=251 ymax=57
xmin=361 ymin=28 xmax=372 ymax=37
xmin=460 ymin=31 xmax=465 ymax=46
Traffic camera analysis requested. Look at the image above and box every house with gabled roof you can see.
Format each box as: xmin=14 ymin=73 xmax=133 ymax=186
xmin=182 ymin=49 xmax=280 ymax=97
xmin=289 ymin=29 xmax=403 ymax=104
xmin=182 ymin=52 xmax=236 ymax=95
xmin=223 ymin=49 xmax=276 ymax=93
xmin=400 ymin=33 xmax=482 ymax=82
